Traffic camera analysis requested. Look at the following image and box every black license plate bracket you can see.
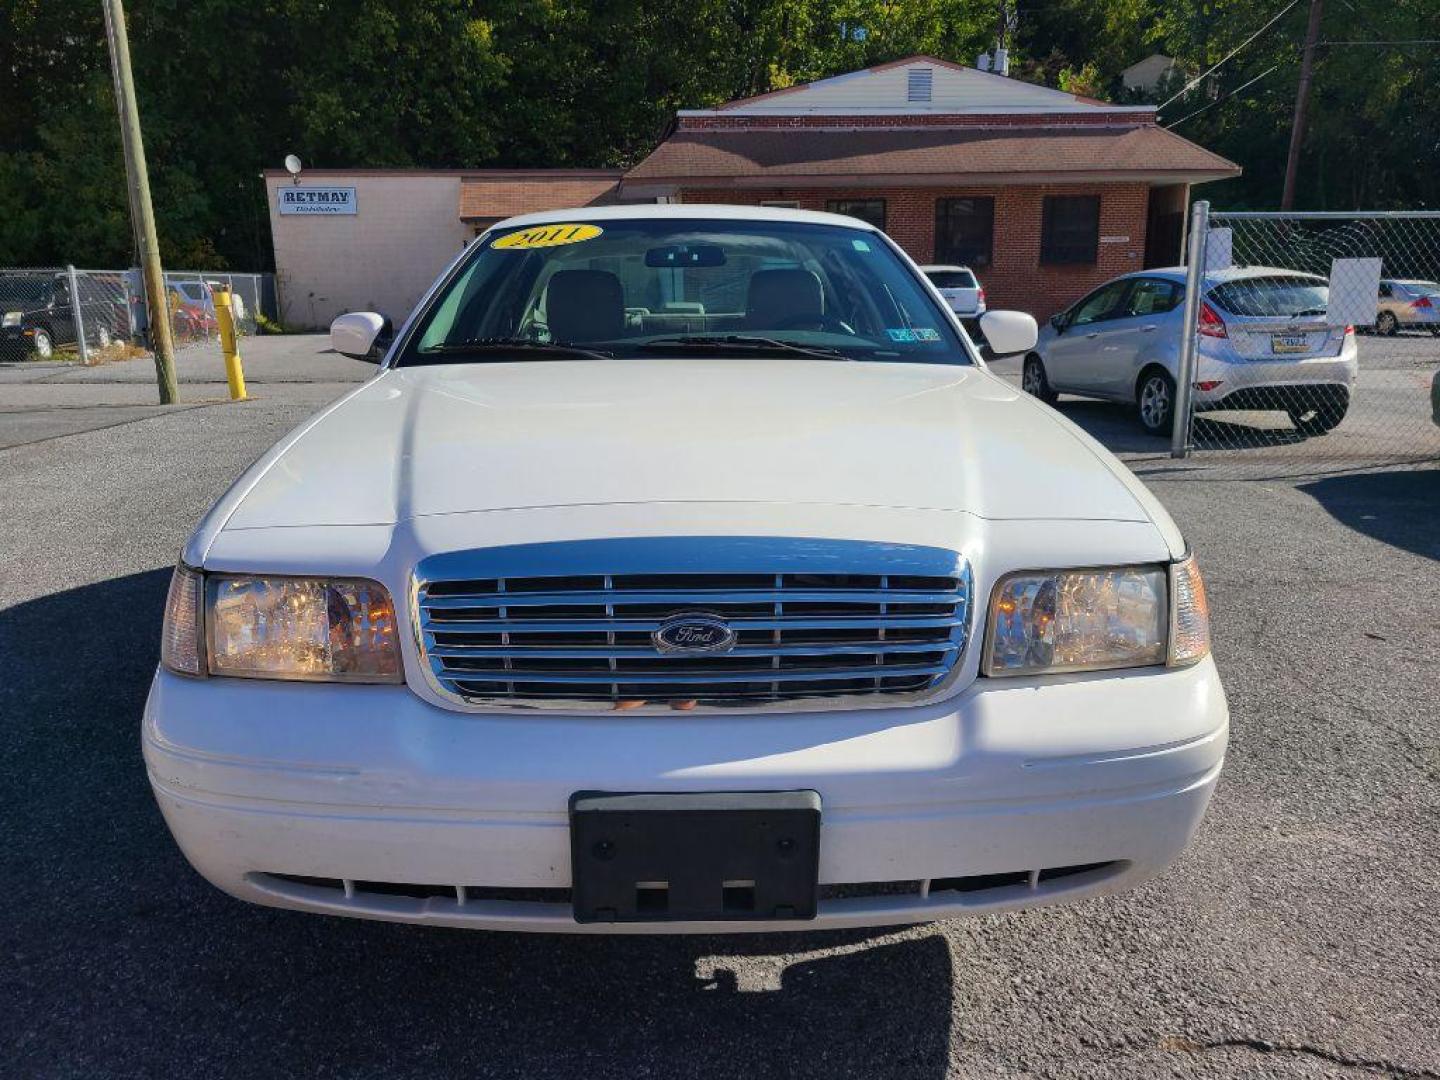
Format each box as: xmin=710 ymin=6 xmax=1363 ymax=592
xmin=569 ymin=790 xmax=821 ymax=923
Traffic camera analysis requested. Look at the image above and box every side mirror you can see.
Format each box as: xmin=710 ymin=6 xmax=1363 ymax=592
xmin=330 ymin=311 xmax=391 ymax=362
xmin=980 ymin=310 xmax=1039 ymax=357
xmin=1049 ymin=312 xmax=1068 ymax=334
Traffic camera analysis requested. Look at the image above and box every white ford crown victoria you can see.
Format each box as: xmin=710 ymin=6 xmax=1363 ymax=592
xmin=145 ymin=206 xmax=1226 ymax=933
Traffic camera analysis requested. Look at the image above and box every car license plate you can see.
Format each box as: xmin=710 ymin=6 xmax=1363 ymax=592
xmin=1271 ymin=333 xmax=1311 ymax=354
xmin=569 ymin=790 xmax=821 ymax=923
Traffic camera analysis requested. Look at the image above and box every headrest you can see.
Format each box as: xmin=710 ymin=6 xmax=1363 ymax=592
xmin=546 ymin=269 xmax=623 ymax=342
xmin=745 ymin=268 xmax=823 ymax=329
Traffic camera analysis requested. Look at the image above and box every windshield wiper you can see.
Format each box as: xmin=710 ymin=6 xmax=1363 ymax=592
xmin=1289 ymin=307 xmax=1327 ymax=319
xmin=638 ymin=334 xmax=847 ymax=360
xmin=418 ymin=338 xmax=613 ymax=361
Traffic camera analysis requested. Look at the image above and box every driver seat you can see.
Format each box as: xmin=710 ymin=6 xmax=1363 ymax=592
xmin=745 ymin=268 xmax=823 ymax=330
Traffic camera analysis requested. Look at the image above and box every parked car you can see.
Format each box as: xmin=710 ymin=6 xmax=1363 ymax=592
xmin=1023 ymin=267 xmax=1357 ymax=436
xmin=920 ymin=264 xmax=986 ymax=318
xmin=1374 ymin=279 xmax=1440 ymax=336
xmin=167 ymin=280 xmax=218 ymax=341
xmin=0 ymin=271 xmax=119 ymax=359
xmin=147 ymin=205 xmax=1225 ymax=934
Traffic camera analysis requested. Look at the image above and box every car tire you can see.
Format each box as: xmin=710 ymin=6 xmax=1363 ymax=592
xmin=1136 ymin=368 xmax=1176 ymax=436
xmin=93 ymin=324 xmax=112 ymax=349
xmin=1022 ymin=355 xmax=1058 ymax=405
xmin=1288 ymin=400 xmax=1348 ymax=436
xmin=32 ymin=330 xmax=53 ymax=359
xmin=1376 ymin=311 xmax=1399 ymax=336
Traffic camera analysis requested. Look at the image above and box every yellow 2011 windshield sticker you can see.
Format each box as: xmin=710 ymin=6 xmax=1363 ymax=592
xmin=492 ymin=223 xmax=603 ymax=250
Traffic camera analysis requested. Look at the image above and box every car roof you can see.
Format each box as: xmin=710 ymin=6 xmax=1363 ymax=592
xmin=1136 ymin=265 xmax=1325 ymax=284
xmin=491 ymin=202 xmax=879 ymax=232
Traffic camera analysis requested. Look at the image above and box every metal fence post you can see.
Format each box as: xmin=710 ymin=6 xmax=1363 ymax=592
xmin=66 ymin=265 xmax=89 ymax=365
xmin=1172 ymin=200 xmax=1209 ymax=458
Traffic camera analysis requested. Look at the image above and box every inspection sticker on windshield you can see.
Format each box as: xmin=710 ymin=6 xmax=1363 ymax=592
xmin=885 ymin=328 xmax=918 ymax=342
xmin=492 ymin=223 xmax=603 ymax=250
xmin=913 ymin=328 xmax=941 ymax=341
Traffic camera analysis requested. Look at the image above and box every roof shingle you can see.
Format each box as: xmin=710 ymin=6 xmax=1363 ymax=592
xmin=625 ymin=125 xmax=1239 ymax=184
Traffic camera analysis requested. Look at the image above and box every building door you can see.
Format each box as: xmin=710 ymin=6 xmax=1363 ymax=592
xmin=1145 ymin=185 xmax=1187 ymax=268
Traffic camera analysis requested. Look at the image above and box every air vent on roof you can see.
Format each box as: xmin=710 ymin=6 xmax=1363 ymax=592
xmin=907 ymin=67 xmax=933 ymax=103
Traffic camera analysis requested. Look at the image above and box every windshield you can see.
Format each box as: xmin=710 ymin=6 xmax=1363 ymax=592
xmin=0 ymin=276 xmax=53 ymax=305
xmin=1208 ymin=275 xmax=1329 ymax=318
xmin=398 ymin=218 xmax=972 ymax=366
xmin=925 ymin=270 xmax=977 ymax=289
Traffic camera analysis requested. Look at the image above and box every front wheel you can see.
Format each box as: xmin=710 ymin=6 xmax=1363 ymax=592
xmin=1136 ymin=369 xmax=1176 ymax=435
xmin=1288 ymin=400 xmax=1348 ymax=436
xmin=1022 ymin=355 xmax=1058 ymax=405
xmin=32 ymin=330 xmax=53 ymax=359
xmin=1376 ymin=311 xmax=1399 ymax=336
xmin=92 ymin=323 xmax=112 ymax=349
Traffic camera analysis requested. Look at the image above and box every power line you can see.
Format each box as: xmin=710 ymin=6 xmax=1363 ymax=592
xmin=1318 ymin=38 xmax=1440 ymax=45
xmin=1157 ymin=0 xmax=1303 ymax=110
xmin=1162 ymin=65 xmax=1279 ymax=128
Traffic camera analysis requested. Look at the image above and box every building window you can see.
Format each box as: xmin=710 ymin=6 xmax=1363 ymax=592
xmin=826 ymin=199 xmax=886 ymax=231
xmin=1041 ymin=195 xmax=1101 ymax=265
xmin=934 ymin=197 xmax=994 ymax=268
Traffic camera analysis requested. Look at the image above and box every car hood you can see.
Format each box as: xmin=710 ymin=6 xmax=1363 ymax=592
xmin=217 ymin=358 xmax=1152 ymax=531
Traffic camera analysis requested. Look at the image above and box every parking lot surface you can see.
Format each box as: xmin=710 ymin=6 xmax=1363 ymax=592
xmin=2 ymin=338 xmax=1437 ymax=1079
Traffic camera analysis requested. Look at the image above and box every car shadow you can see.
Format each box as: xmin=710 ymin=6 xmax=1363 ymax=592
xmin=1297 ymin=468 xmax=1440 ymax=561
xmin=1 ymin=569 xmax=956 ymax=1079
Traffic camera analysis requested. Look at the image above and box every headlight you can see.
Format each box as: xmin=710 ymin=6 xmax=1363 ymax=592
xmin=985 ymin=564 xmax=1167 ymax=676
xmin=159 ymin=565 xmax=402 ymax=682
xmin=983 ymin=557 xmax=1211 ymax=676
xmin=2 ymin=311 xmax=22 ymax=327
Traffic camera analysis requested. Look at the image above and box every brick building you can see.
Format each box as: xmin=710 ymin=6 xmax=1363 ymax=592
xmin=266 ymin=55 xmax=1237 ymax=326
xmin=623 ymin=55 xmax=1239 ymax=318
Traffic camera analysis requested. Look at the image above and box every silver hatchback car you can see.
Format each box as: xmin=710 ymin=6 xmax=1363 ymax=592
xmin=1023 ymin=267 xmax=1358 ymax=436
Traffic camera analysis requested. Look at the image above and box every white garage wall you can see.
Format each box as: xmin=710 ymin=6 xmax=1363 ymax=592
xmin=265 ymin=171 xmax=472 ymax=330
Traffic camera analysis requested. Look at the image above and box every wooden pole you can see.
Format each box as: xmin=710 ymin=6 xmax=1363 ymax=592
xmin=101 ymin=0 xmax=179 ymax=404
xmin=1281 ymin=0 xmax=1324 ymax=211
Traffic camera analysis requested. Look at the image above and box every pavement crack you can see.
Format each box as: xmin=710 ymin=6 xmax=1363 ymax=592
xmin=1168 ymin=1036 xmax=1440 ymax=1078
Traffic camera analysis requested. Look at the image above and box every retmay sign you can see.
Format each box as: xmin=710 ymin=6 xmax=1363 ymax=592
xmin=278 ymin=186 xmax=357 ymax=215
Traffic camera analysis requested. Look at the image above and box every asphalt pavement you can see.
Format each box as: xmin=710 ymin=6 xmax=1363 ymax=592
xmin=2 ymin=337 xmax=1437 ymax=1079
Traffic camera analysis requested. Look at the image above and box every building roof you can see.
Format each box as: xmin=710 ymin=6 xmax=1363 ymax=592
xmin=686 ymin=55 xmax=1153 ymax=116
xmin=625 ymin=123 xmax=1241 ymax=187
xmin=457 ymin=172 xmax=624 ymax=220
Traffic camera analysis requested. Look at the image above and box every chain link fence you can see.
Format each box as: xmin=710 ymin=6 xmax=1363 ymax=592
xmin=1173 ymin=207 xmax=1440 ymax=473
xmin=0 ymin=265 xmax=275 ymax=363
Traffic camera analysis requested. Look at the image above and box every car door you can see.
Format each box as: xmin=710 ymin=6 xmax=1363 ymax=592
xmin=1043 ymin=279 xmax=1132 ymax=396
xmin=48 ymin=275 xmax=76 ymax=345
xmin=1092 ymin=277 xmax=1184 ymax=397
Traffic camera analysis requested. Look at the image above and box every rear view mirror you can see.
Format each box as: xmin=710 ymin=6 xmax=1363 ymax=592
xmin=330 ymin=311 xmax=391 ymax=362
xmin=645 ymin=244 xmax=726 ymax=268
xmin=980 ymin=310 xmax=1039 ymax=357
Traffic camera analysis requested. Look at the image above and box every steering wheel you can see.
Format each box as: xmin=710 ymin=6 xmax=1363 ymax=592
xmin=772 ymin=311 xmax=854 ymax=334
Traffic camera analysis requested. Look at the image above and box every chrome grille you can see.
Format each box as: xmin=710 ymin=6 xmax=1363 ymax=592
xmin=413 ymin=538 xmax=971 ymax=710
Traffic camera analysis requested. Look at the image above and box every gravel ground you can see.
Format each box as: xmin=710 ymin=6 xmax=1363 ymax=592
xmin=1 ymin=338 xmax=1437 ymax=1079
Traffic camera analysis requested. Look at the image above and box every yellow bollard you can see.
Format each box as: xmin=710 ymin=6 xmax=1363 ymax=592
xmin=213 ymin=288 xmax=247 ymax=401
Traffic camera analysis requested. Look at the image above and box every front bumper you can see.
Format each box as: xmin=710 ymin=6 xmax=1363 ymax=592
xmin=144 ymin=658 xmax=1227 ymax=933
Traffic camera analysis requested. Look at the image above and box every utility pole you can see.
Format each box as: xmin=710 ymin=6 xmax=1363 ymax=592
xmin=1281 ymin=0 xmax=1323 ymax=211
xmin=101 ymin=0 xmax=178 ymax=404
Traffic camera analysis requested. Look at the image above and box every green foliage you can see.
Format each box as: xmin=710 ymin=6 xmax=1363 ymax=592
xmin=1 ymin=0 xmax=1436 ymax=269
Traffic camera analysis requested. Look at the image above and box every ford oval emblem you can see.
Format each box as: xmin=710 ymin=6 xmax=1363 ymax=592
xmin=652 ymin=613 xmax=737 ymax=655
